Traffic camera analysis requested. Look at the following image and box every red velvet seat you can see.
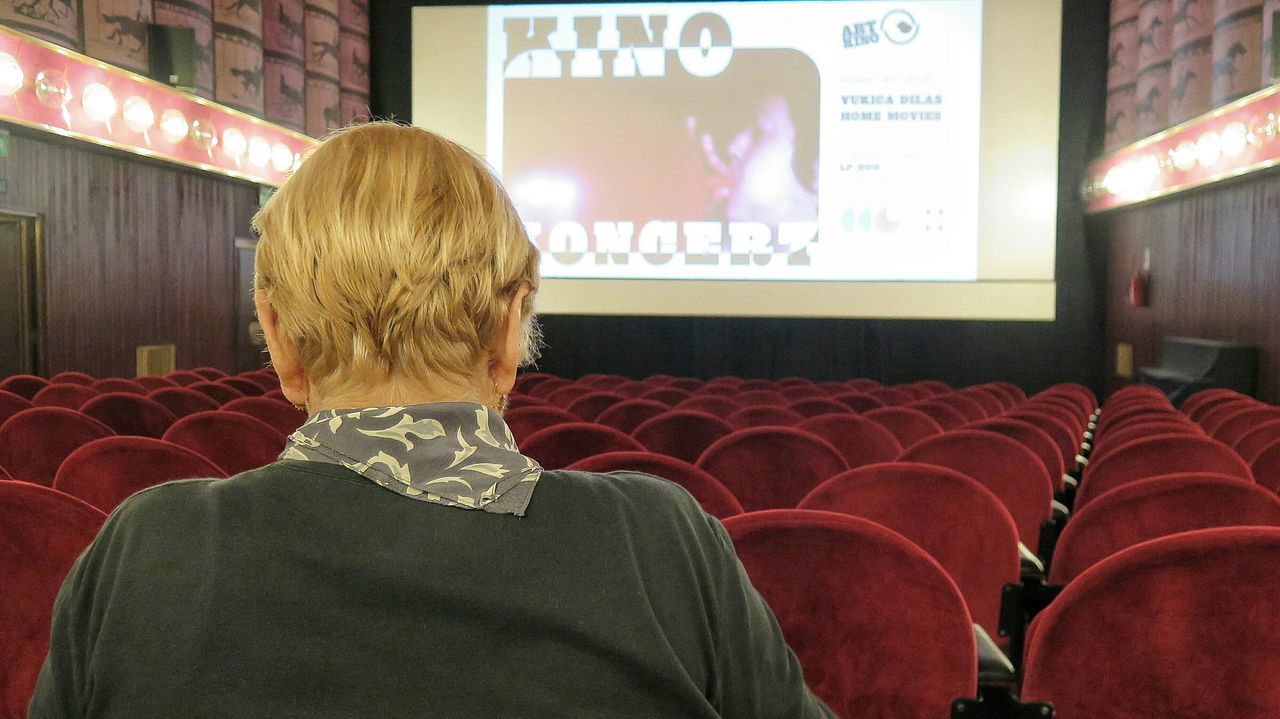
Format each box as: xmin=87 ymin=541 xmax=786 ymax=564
xmin=961 ymin=387 xmax=1008 ymax=415
xmin=795 ymin=414 xmax=902 ymax=469
xmin=0 ymin=374 xmax=48 ymax=400
xmin=505 ymin=393 xmax=546 ymax=411
xmin=631 ymin=410 xmax=735 ymax=464
xmin=862 ymin=407 xmax=944 ymax=450
xmin=988 ymin=382 xmax=1027 ymax=405
xmin=187 ymin=380 xmax=245 ymax=405
xmin=1183 ymin=389 xmax=1248 ymax=423
xmin=80 ymin=392 xmax=177 ymax=438
xmin=1108 ymin=384 xmax=1166 ymax=403
xmin=895 ymin=384 xmax=934 ymax=401
xmin=931 ymin=393 xmax=989 ymax=423
xmin=0 ymin=408 xmax=114 ymax=486
xmin=831 ymin=392 xmax=885 ymax=413
xmin=544 ymin=384 xmax=595 ymax=409
xmin=31 ymin=384 xmax=97 ymax=410
xmin=737 ymin=378 xmax=777 ymax=391
xmin=799 ymin=463 xmax=1020 ymax=638
xmin=221 ymin=397 xmax=309 ymax=437
xmin=520 ymin=422 xmax=644 ymax=470
xmin=1076 ymin=433 xmax=1252 ymax=509
xmin=724 ymin=405 xmax=805 ymax=430
xmin=1004 ymin=408 xmax=1082 ymax=470
xmin=1099 ymin=410 xmax=1196 ymax=440
xmin=1213 ymin=406 xmax=1280 ymax=446
xmin=132 ymin=375 xmax=179 ymax=392
xmin=262 ymin=389 xmax=286 ymax=402
xmin=53 ymin=436 xmax=229 ymax=512
xmin=912 ymin=379 xmax=950 ymax=395
xmin=1023 ymin=527 xmax=1280 ymax=719
xmin=704 ymin=376 xmax=744 ymax=389
xmin=899 ymin=429 xmax=1055 ymax=547
xmin=162 ymin=369 xmax=205 ymax=386
xmin=1049 ymin=473 xmax=1280 ymax=584
xmin=594 ymin=399 xmax=670 ymax=433
xmin=219 ymin=376 xmax=266 ymax=397
xmin=691 ymin=383 xmax=738 ymax=398
xmin=526 ymin=376 xmax=571 ymax=398
xmin=673 ymin=395 xmax=741 ymax=417
xmin=1094 ymin=403 xmax=1178 ymax=436
xmin=613 ymin=380 xmax=652 ymax=398
xmin=1200 ymin=398 xmax=1266 ymax=435
xmin=163 ymin=411 xmax=287 ymax=476
xmin=191 ymin=366 xmax=228 ymax=380
xmin=566 ymin=451 xmax=744 ymax=519
xmin=787 ymin=397 xmax=850 ymax=419
xmin=724 ymin=510 xmax=977 ymax=718
xmin=972 ymin=418 xmax=1066 ymax=491
xmin=237 ymin=372 xmax=281 ymax=393
xmin=1088 ymin=420 xmax=1202 ymax=463
xmin=501 ymin=406 xmax=579 ymax=445
xmin=513 ymin=372 xmax=554 ymax=393
xmin=1024 ymin=396 xmax=1088 ymax=431
xmin=147 ymin=386 xmax=222 ymax=418
xmin=779 ymin=385 xmax=824 ymax=401
xmin=49 ymin=371 xmax=95 ymax=386
xmin=665 ymin=378 xmax=702 ymax=393
xmin=776 ymin=376 xmax=814 ymax=388
xmin=637 ymin=387 xmax=692 ymax=406
xmin=732 ymin=389 xmax=788 ymax=407
xmin=0 ymin=482 xmax=106 ymax=716
xmin=697 ymin=428 xmax=848 ymax=511
xmin=847 ymin=378 xmax=884 ymax=392
xmin=1250 ymin=440 xmax=1280 ymax=493
xmin=866 ymin=387 xmax=914 ymax=407
xmin=564 ymin=391 xmax=626 ymax=421
xmin=89 ymin=377 xmax=148 ymax=396
xmin=905 ymin=400 xmax=969 ymax=430
xmin=1237 ymin=418 xmax=1280 ymax=461
xmin=0 ymin=389 xmax=33 ymax=425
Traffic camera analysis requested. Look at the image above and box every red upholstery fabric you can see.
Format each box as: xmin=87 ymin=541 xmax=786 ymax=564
xmin=799 ymin=463 xmax=1020 ymax=637
xmin=779 ymin=385 xmax=824 ymax=400
xmin=0 ymin=389 xmax=34 ymax=425
xmin=0 ymin=408 xmax=114 ymax=486
xmin=162 ymin=369 xmax=205 ymax=386
xmin=187 ymin=381 xmax=245 ymax=405
xmin=31 ymin=384 xmax=97 ymax=410
xmin=1200 ymin=398 xmax=1266 ymax=435
xmin=1025 ymin=396 xmax=1088 ymax=429
xmin=866 ymin=387 xmax=914 ymax=407
xmin=665 ymin=378 xmax=702 ymax=393
xmin=1109 ymin=384 xmax=1166 ymax=402
xmin=787 ymin=397 xmax=850 ymax=418
xmin=1095 ymin=403 xmax=1177 ymax=435
xmin=1179 ymin=388 xmax=1243 ymax=419
xmin=931 ymin=393 xmax=989 ymax=422
xmin=1213 ymin=406 xmax=1280 ymax=446
xmin=1250 ymin=440 xmax=1280 ymax=493
xmin=1076 ymin=434 xmax=1253 ymax=509
xmin=527 ymin=377 xmax=571 ymax=398
xmin=132 ymin=375 xmax=179 ymax=392
xmin=613 ymin=380 xmax=652 ymax=398
xmin=691 ymin=384 xmax=739 ymax=398
xmin=913 ymin=380 xmax=951 ymax=395
xmin=895 ymin=384 xmax=933 ymax=401
xmin=1023 ymin=527 xmax=1280 ymax=719
xmin=0 ymin=375 xmax=48 ymax=400
xmin=262 ymin=389 xmax=286 ymax=402
xmin=631 ymin=410 xmax=735 ymax=464
xmin=776 ymin=377 xmax=814 ymax=388
xmin=594 ymin=399 xmax=671 ymax=433
xmin=221 ymin=397 xmax=309 ymax=436
xmin=163 ymin=411 xmax=287 ymax=476
xmin=733 ymin=389 xmax=789 ymax=407
xmin=705 ymin=376 xmax=744 ymax=388
xmin=520 ymin=422 xmax=644 ymax=470
xmin=147 ymin=386 xmax=222 ymax=418
xmin=1050 ymin=473 xmax=1280 ymax=584
xmin=49 ymin=371 xmax=95 ymax=386
xmin=53 ymin=436 xmax=229 ymax=512
xmin=737 ymin=378 xmax=777 ymax=391
xmin=1235 ymin=418 xmax=1280 ymax=460
xmin=513 ymin=372 xmax=553 ymax=393
xmin=544 ymin=384 xmax=595 ymax=409
xmin=80 ymin=393 xmax=178 ymax=438
xmin=988 ymin=382 xmax=1027 ymax=405
xmin=566 ymin=451 xmax=744 ymax=519
xmin=697 ymin=428 xmax=848 ymax=511
xmin=506 ymin=394 xmax=548 ymax=412
xmin=862 ymin=407 xmax=944 ymax=450
xmin=219 ymin=377 xmax=266 ymax=397
xmin=725 ymin=405 xmax=805 ymax=430
xmin=795 ymin=414 xmax=903 ymax=469
xmin=1045 ymin=383 xmax=1098 ymax=413
xmin=1089 ymin=420 xmax=1202 ymax=463
xmin=240 ymin=372 xmax=281 ymax=393
xmin=724 ymin=510 xmax=977 ymax=718
xmin=899 ymin=430 xmax=1055 ymax=546
xmin=0 ymin=482 xmax=106 ymax=716
xmin=1004 ymin=409 xmax=1081 ymax=469
xmin=565 ymin=391 xmax=626 ymax=421
xmin=501 ymin=406 xmax=580 ymax=445
xmin=905 ymin=400 xmax=968 ymax=430
xmin=637 ymin=387 xmax=693 ymax=406
xmin=847 ymin=378 xmax=884 ymax=392
xmin=89 ymin=378 xmax=148 ymax=396
xmin=831 ymin=392 xmax=885 ymax=413
xmin=961 ymin=387 xmax=1008 ymax=415
xmin=972 ymin=418 xmax=1066 ymax=491
xmin=673 ymin=395 xmax=741 ymax=417
xmin=1099 ymin=412 xmax=1196 ymax=440
xmin=191 ymin=367 xmax=229 ymax=380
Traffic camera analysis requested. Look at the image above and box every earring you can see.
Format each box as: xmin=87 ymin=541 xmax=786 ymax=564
xmin=491 ymin=379 xmax=509 ymax=414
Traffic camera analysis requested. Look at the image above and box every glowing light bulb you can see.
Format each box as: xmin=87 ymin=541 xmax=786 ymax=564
xmin=81 ymin=83 xmax=117 ymax=123
xmin=1171 ymin=141 xmax=1197 ymax=171
xmin=221 ymin=127 xmax=247 ymax=158
xmin=1220 ymin=121 xmax=1248 ymax=158
xmin=189 ymin=118 xmax=216 ymax=152
xmin=160 ymin=109 xmax=188 ymax=142
xmin=247 ymin=136 xmax=270 ymax=168
xmin=122 ymin=97 xmax=154 ymax=133
xmin=34 ymin=69 xmax=70 ymax=109
xmin=1196 ymin=131 xmax=1221 ymax=167
xmin=0 ymin=52 xmax=24 ymax=96
xmin=270 ymin=142 xmax=294 ymax=172
xmin=291 ymin=152 xmax=302 ymax=172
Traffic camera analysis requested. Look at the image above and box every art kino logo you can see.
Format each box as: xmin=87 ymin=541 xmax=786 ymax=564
xmin=843 ymin=9 xmax=919 ymax=49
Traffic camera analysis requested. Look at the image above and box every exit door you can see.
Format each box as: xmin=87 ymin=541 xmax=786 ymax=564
xmin=0 ymin=213 xmax=43 ymax=377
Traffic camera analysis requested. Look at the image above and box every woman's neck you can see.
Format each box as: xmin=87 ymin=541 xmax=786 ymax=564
xmin=306 ymin=372 xmax=492 ymax=413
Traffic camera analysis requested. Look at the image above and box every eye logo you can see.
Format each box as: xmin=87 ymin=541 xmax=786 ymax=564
xmin=881 ymin=10 xmax=919 ymax=45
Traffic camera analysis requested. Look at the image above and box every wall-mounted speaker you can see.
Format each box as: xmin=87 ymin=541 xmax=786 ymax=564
xmin=148 ymin=24 xmax=196 ymax=91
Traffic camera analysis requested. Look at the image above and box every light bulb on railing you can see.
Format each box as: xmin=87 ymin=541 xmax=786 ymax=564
xmin=247 ymin=137 xmax=270 ymax=168
xmin=122 ymin=97 xmax=154 ymax=133
xmin=0 ymin=52 xmax=24 ymax=96
xmin=1221 ymin=122 xmax=1248 ymax=158
xmin=1196 ymin=131 xmax=1221 ymax=167
xmin=1171 ymin=141 xmax=1197 ymax=171
xmin=160 ymin=109 xmax=188 ymax=143
xmin=82 ymin=83 xmax=117 ymax=124
xmin=221 ymin=127 xmax=247 ymax=159
xmin=270 ymin=142 xmax=294 ymax=173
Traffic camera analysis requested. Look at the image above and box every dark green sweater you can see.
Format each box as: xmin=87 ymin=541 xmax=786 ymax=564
xmin=29 ymin=460 xmax=832 ymax=717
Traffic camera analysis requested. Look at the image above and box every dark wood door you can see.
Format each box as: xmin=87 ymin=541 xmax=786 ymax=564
xmin=0 ymin=213 xmax=43 ymax=376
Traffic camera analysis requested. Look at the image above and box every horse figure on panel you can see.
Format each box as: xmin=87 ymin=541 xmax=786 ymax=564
xmin=1213 ymin=41 xmax=1247 ymax=92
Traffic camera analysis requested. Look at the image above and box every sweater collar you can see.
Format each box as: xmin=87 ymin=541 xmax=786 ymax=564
xmin=280 ymin=402 xmax=541 ymax=516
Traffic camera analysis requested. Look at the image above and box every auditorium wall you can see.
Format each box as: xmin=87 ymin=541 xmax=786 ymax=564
xmin=1 ymin=128 xmax=257 ymax=377
xmin=373 ymin=0 xmax=1112 ymax=394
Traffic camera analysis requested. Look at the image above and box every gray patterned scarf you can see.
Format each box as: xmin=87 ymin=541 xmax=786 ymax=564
xmin=280 ymin=402 xmax=542 ymax=516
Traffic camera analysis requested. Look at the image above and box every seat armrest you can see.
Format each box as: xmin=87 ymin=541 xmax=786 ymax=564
xmin=1051 ymin=500 xmax=1069 ymax=521
xmin=974 ymin=623 xmax=1016 ymax=686
xmin=1019 ymin=543 xmax=1044 ymax=578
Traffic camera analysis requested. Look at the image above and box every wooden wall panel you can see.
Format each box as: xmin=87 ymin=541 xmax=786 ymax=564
xmin=1103 ymin=170 xmax=1280 ymax=402
xmin=0 ymin=128 xmax=257 ymax=377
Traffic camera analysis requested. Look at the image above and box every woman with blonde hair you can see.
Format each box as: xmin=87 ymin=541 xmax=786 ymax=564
xmin=30 ymin=122 xmax=830 ymax=717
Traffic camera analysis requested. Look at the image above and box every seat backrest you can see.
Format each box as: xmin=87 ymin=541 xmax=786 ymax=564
xmin=961 ymin=387 xmax=1008 ymax=415
xmin=673 ymin=395 xmax=741 ymax=418
xmin=638 ymin=387 xmax=693 ymax=407
xmin=53 ymin=436 xmax=229 ymax=512
xmin=779 ymin=384 xmax=824 ymax=400
xmin=526 ymin=376 xmax=571 ymax=398
xmin=0 ymin=389 xmax=33 ymax=425
xmin=565 ymin=451 xmax=744 ymax=519
xmin=147 ymin=386 xmax=222 ymax=418
xmin=733 ymin=389 xmax=789 ymax=407
xmin=1050 ymin=473 xmax=1280 ymax=584
xmin=899 ymin=429 xmax=1054 ymax=547
xmin=612 ymin=380 xmax=653 ymax=398
xmin=505 ymin=393 xmax=547 ymax=411
xmin=162 ymin=411 xmax=287 ymax=476
xmin=89 ymin=377 xmax=148 ymax=396
xmin=80 ymin=392 xmax=178 ymax=438
xmin=1197 ymin=398 xmax=1262 ymax=435
xmin=221 ymin=397 xmax=309 ymax=437
xmin=1090 ymin=420 xmax=1202 ymax=462
xmin=162 ymin=369 xmax=205 ymax=387
xmin=0 ymin=482 xmax=107 ymax=716
xmin=831 ymin=392 xmax=885 ymax=413
xmin=905 ymin=401 xmax=969 ymax=430
xmin=737 ymin=378 xmax=777 ymax=391
xmin=132 ymin=375 xmax=179 ymax=392
xmin=237 ymin=372 xmax=280 ymax=393
xmin=1077 ymin=433 xmax=1252 ymax=509
xmin=191 ymin=367 xmax=228 ymax=380
xmin=1213 ymin=406 xmax=1280 ymax=447
xmin=502 ymin=406 xmax=580 ymax=445
xmin=724 ymin=405 xmax=805 ymax=430
xmin=186 ymin=381 xmax=245 ymax=405
xmin=1024 ymin=527 xmax=1280 ymax=719
xmin=520 ymin=422 xmax=644 ymax=470
xmin=1183 ymin=390 xmax=1248 ymax=423
xmin=795 ymin=414 xmax=903 ymax=469
xmin=219 ymin=377 xmax=266 ymax=397
xmin=697 ymin=428 xmax=848 ymax=511
xmin=31 ymin=383 xmax=98 ymax=410
xmin=1235 ymin=418 xmax=1280 ymax=461
xmin=988 ymin=382 xmax=1027 ymax=405
xmin=0 ymin=408 xmax=115 ymax=486
xmin=665 ymin=378 xmax=702 ymax=394
xmin=49 ymin=371 xmax=95 ymax=386
xmin=799 ymin=463 xmax=1020 ymax=636
xmin=544 ymin=384 xmax=595 ymax=409
xmin=786 ymin=397 xmax=851 ymax=419
xmin=972 ymin=418 xmax=1066 ymax=491
xmin=931 ymin=393 xmax=989 ymax=423
xmin=594 ymin=399 xmax=672 ymax=433
xmin=1004 ymin=408 xmax=1081 ymax=469
xmin=1095 ymin=403 xmax=1179 ymax=436
xmin=631 ymin=410 xmax=736 ymax=464
xmin=724 ymin=510 xmax=977 ymax=718
xmin=565 ymin=391 xmax=627 ymax=421
xmin=1250 ymin=440 xmax=1280 ymax=493
xmin=862 ymin=407 xmax=944 ymax=450
xmin=847 ymin=378 xmax=886 ymax=392
xmin=0 ymin=374 xmax=48 ymax=400
xmin=866 ymin=387 xmax=914 ymax=407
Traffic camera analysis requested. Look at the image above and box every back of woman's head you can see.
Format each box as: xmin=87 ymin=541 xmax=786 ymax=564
xmin=253 ymin=122 xmax=540 ymax=393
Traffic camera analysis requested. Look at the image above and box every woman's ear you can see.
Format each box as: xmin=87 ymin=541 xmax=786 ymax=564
xmin=490 ymin=284 xmax=533 ymax=395
xmin=255 ymin=290 xmax=310 ymax=409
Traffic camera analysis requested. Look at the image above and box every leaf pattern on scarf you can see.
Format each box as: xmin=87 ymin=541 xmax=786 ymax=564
xmin=357 ymin=415 xmax=445 ymax=451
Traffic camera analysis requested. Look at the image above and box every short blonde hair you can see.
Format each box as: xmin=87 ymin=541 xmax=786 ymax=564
xmin=253 ymin=122 xmax=540 ymax=392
